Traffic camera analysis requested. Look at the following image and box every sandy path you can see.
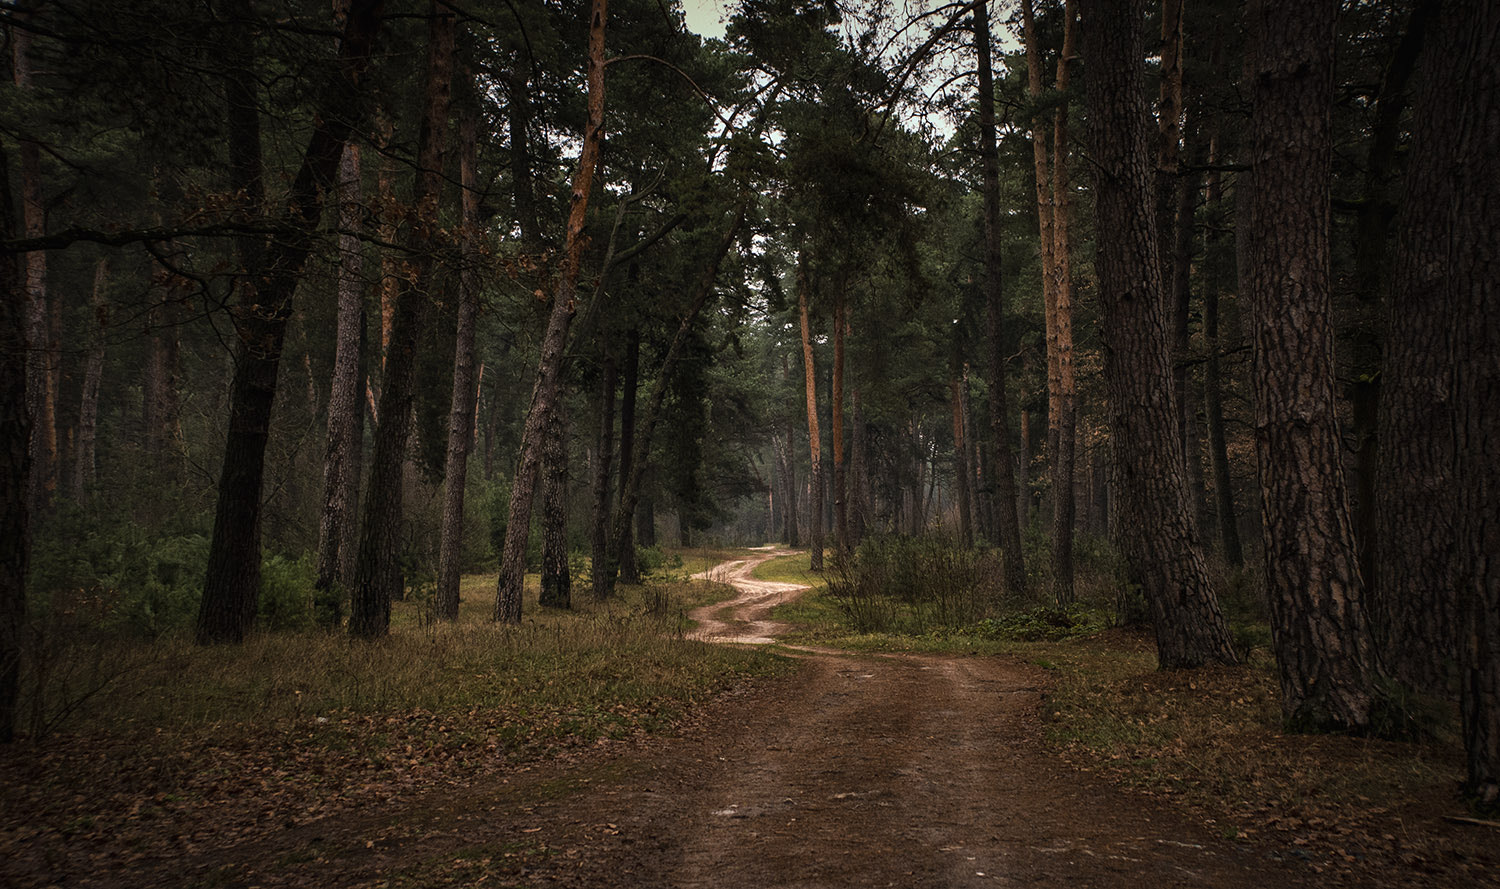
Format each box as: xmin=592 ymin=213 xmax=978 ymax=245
xmin=687 ymin=549 xmax=809 ymax=644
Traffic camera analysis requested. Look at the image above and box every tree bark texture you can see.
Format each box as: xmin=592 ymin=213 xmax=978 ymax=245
xmin=73 ymin=258 xmax=108 ymax=505
xmin=315 ymin=142 xmax=366 ymax=612
xmin=1 ymin=138 xmax=28 ymax=742
xmin=1049 ymin=0 xmax=1078 ymax=605
xmin=1079 ymin=0 xmax=1236 ymax=669
xmin=832 ymin=288 xmax=849 ymax=562
xmin=495 ymin=0 xmax=609 ymax=622
xmin=13 ymin=20 xmax=53 ymax=518
xmin=1396 ymin=0 xmax=1499 ymax=807
xmin=198 ymin=0 xmax=383 ymax=645
xmin=436 ymin=108 xmax=482 ymax=621
xmin=797 ymin=257 xmax=824 ymax=571
xmin=538 ymin=405 xmax=571 ymax=609
xmin=1247 ymin=0 xmax=1379 ymax=729
xmin=616 ymin=329 xmax=641 ymax=584
xmin=351 ymin=1 xmax=454 ymax=638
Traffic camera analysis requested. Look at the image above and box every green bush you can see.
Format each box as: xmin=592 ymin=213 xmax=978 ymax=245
xmin=825 ymin=534 xmax=1002 ymax=634
xmin=258 ymin=554 xmax=317 ymax=632
xmin=634 ymin=545 xmax=681 ymax=578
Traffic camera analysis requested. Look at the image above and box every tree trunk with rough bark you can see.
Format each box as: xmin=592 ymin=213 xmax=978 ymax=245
xmin=198 ymin=0 xmax=382 ymax=645
xmin=1079 ymin=0 xmax=1236 ymax=669
xmin=436 ymin=107 xmax=481 ymax=621
xmin=615 ymin=329 xmax=641 ymax=584
xmin=350 ymin=1 xmax=454 ymax=638
xmin=1247 ymin=0 xmax=1379 ymax=730
xmin=798 ymin=258 xmax=824 ymax=571
xmin=538 ymin=405 xmax=571 ymax=609
xmin=1 ymin=136 xmax=27 ymax=742
xmin=591 ymin=341 xmax=618 ymax=598
xmin=314 ymin=142 xmax=366 ymax=617
xmin=73 ymin=259 xmax=108 ymax=505
xmin=496 ymin=0 xmax=609 ymax=622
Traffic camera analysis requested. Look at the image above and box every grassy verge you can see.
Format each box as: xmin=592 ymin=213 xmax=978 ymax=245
xmin=2 ymin=557 xmax=788 ymax=883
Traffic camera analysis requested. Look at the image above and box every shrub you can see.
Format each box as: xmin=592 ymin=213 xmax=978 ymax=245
xmin=825 ymin=534 xmax=1002 ymax=634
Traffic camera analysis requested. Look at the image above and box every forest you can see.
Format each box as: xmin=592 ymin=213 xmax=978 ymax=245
xmin=1 ymin=0 xmax=1497 ymax=886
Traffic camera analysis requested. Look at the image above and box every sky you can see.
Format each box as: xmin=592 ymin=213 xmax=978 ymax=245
xmin=681 ymin=0 xmax=730 ymax=40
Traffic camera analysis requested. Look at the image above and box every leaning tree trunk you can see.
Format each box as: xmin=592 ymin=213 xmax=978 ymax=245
xmin=1395 ymin=0 xmax=1499 ymax=807
xmin=495 ymin=0 xmax=609 ymax=622
xmin=351 ymin=1 xmax=454 ymax=638
xmin=797 ymin=258 xmax=824 ymax=572
xmin=198 ymin=0 xmax=382 ymax=645
xmin=314 ymin=142 xmax=366 ymax=616
xmin=1247 ymin=0 xmax=1379 ymax=730
xmin=435 ymin=106 xmax=482 ymax=621
xmin=1078 ymin=0 xmax=1237 ymax=669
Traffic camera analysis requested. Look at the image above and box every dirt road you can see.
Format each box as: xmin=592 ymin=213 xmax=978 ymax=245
xmin=687 ymin=548 xmax=809 ymax=644
xmin=73 ymin=552 xmax=1322 ymax=888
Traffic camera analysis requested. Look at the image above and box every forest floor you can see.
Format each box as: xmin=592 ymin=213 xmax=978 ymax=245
xmin=4 ymin=550 xmax=1496 ymax=888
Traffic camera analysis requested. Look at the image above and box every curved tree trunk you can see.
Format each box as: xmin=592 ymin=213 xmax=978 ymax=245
xmin=1078 ymin=0 xmax=1236 ymax=669
xmin=1247 ymin=0 xmax=1378 ymax=729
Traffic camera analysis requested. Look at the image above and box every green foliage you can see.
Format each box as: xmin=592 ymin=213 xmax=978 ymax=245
xmin=824 ymin=534 xmax=1002 ymax=634
xmin=967 ymin=605 xmax=1111 ymax=642
xmin=634 ymin=544 xmax=682 ymax=578
xmin=257 ymin=555 xmax=318 ymax=633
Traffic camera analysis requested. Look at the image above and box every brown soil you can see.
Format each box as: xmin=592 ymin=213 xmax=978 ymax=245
xmin=25 ymin=552 xmax=1339 ymax=889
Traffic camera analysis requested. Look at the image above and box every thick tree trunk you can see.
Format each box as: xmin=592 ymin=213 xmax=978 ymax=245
xmin=1079 ymin=0 xmax=1236 ymax=669
xmin=314 ymin=142 xmax=366 ymax=615
xmin=351 ymin=2 xmax=454 ymax=638
xmin=436 ymin=109 xmax=482 ymax=621
xmin=495 ymin=0 xmax=609 ymax=622
xmin=798 ymin=258 xmax=824 ymax=571
xmin=1 ymin=138 xmax=28 ymax=742
xmin=615 ymin=329 xmax=641 ymax=584
xmin=1384 ymin=1 xmax=1497 ymax=807
xmin=1444 ymin=0 xmax=1500 ymax=807
xmin=591 ymin=341 xmax=618 ymax=598
xmin=1247 ymin=0 xmax=1379 ymax=729
xmin=198 ymin=0 xmax=382 ymax=645
xmin=73 ymin=258 xmax=108 ymax=505
xmin=538 ymin=405 xmax=571 ymax=609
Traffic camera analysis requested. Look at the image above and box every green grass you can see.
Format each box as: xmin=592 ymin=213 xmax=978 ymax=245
xmin=748 ymin=551 xmax=823 ymax=586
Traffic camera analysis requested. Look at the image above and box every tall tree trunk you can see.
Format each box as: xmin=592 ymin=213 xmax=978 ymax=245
xmin=1 ymin=136 xmax=28 ymax=742
xmin=1439 ymin=0 xmax=1500 ymax=809
xmin=1049 ymin=0 xmax=1079 ymax=604
xmin=1356 ymin=5 xmax=1430 ymax=604
xmin=591 ymin=339 xmax=618 ymax=598
xmin=1202 ymin=276 xmax=1243 ymax=566
xmin=1078 ymin=0 xmax=1236 ymax=669
xmin=73 ymin=258 xmax=108 ymax=505
xmin=1381 ymin=0 xmax=1484 ymax=717
xmin=1173 ymin=132 xmax=1208 ymax=536
xmin=538 ymin=405 xmax=571 ymax=609
xmin=495 ymin=0 xmax=609 ymax=622
xmin=376 ymin=118 xmax=398 ymax=368
xmin=615 ymin=329 xmax=641 ymax=584
xmin=314 ymin=142 xmax=366 ymax=615
xmin=797 ymin=257 xmax=824 ymax=571
xmin=831 ymin=288 xmax=849 ymax=561
xmin=780 ymin=427 xmax=799 ymax=547
xmin=1247 ymin=0 xmax=1379 ymax=729
xmin=436 ymin=107 xmax=482 ymax=621
xmin=982 ymin=0 xmax=1027 ymax=597
xmin=197 ymin=0 xmax=382 ymax=645
xmin=351 ymin=1 xmax=454 ymax=637
xmin=13 ymin=18 xmax=52 ymax=519
xmin=950 ymin=374 xmax=973 ymax=549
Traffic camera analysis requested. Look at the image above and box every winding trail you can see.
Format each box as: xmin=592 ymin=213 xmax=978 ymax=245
xmin=687 ymin=548 xmax=809 ymax=644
